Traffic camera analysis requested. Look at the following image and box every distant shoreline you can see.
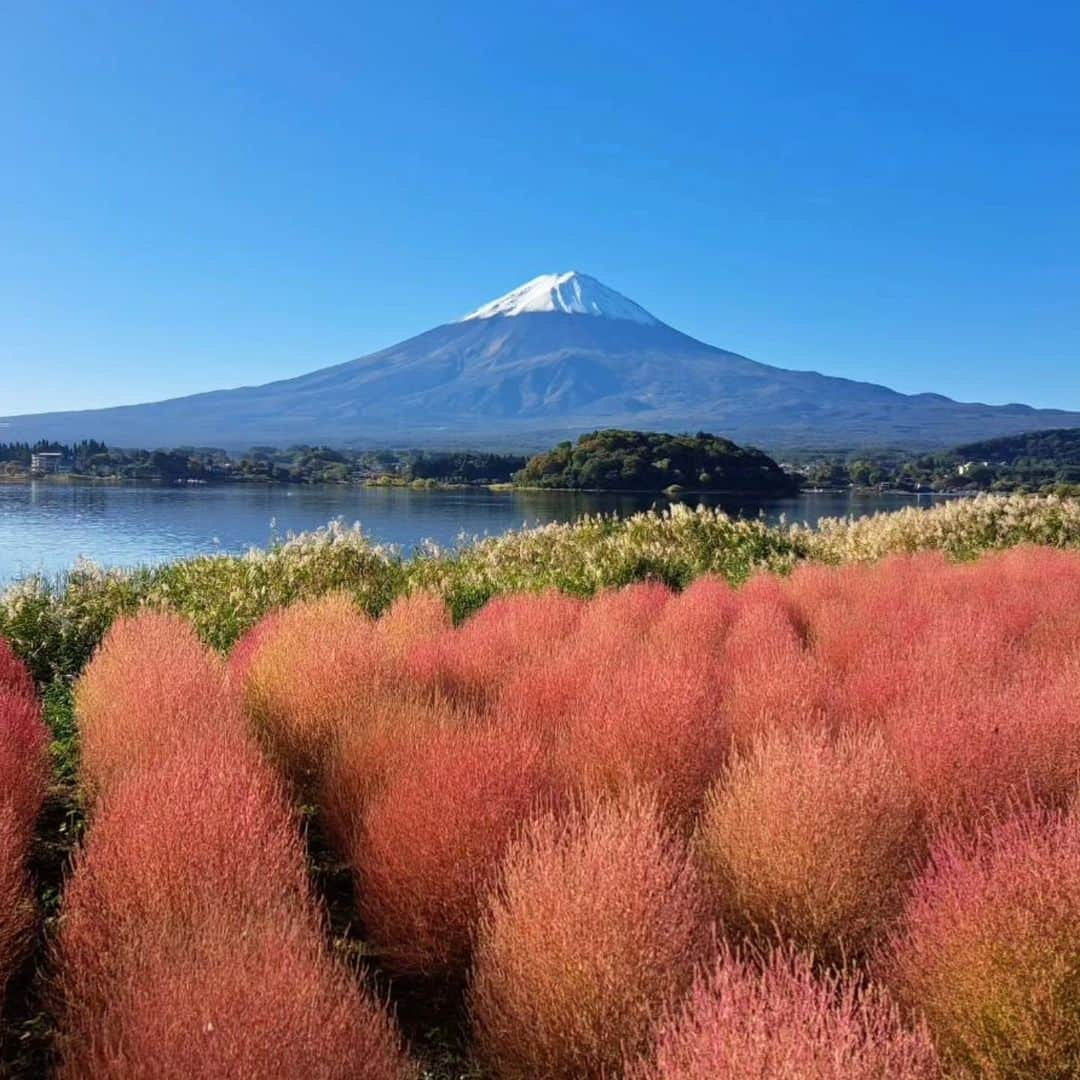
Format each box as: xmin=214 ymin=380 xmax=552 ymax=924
xmin=0 ymin=474 xmax=974 ymax=498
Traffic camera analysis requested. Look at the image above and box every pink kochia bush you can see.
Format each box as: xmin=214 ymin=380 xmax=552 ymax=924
xmin=59 ymin=614 xmax=413 ymax=1079
xmin=0 ymin=639 xmax=48 ymax=999
xmin=75 ymin=611 xmax=245 ymax=801
xmin=407 ymin=590 xmax=584 ymax=708
xmin=696 ymin=726 xmax=922 ymax=963
xmin=469 ymin=791 xmax=707 ymax=1079
xmin=629 ymin=948 xmax=940 ymax=1080
xmin=885 ymin=807 xmax=1080 ymax=1077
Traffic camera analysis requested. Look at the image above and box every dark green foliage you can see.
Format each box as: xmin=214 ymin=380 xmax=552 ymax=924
xmin=792 ymin=427 xmax=1080 ymax=495
xmin=405 ymin=451 xmax=527 ymax=484
xmin=953 ymin=428 xmax=1080 ymax=466
xmin=0 ymin=440 xmax=528 ymax=487
xmin=516 ymin=430 xmax=798 ymax=493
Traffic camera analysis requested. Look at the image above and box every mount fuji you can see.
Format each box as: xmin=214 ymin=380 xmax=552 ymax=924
xmin=3 ymin=272 xmax=1077 ymax=451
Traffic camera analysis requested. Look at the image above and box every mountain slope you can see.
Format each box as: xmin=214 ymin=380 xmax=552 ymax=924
xmin=3 ymin=273 xmax=1077 ymax=451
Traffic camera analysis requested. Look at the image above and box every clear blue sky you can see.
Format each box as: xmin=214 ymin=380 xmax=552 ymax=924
xmin=2 ymin=1 xmax=1078 ymax=416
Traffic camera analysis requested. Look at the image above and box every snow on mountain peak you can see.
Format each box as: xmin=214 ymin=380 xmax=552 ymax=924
xmin=459 ymin=272 xmax=659 ymax=326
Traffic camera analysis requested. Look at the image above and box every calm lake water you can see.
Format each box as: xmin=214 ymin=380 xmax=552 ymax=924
xmin=0 ymin=483 xmax=956 ymax=585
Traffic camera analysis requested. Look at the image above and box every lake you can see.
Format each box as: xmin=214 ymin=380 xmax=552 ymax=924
xmin=0 ymin=482 xmax=956 ymax=585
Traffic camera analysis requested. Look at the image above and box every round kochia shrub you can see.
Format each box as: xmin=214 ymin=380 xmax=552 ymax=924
xmin=0 ymin=810 xmax=35 ymax=999
xmin=629 ymin=948 xmax=939 ymax=1080
xmin=56 ymin=731 xmax=414 ymax=1079
xmin=407 ymin=590 xmax=583 ymax=708
xmin=238 ymin=593 xmax=394 ymax=785
xmin=885 ymin=808 xmax=1080 ymax=1077
xmin=469 ymin=791 xmax=707 ymax=1079
xmin=353 ymin=723 xmax=554 ymax=978
xmin=374 ymin=590 xmax=452 ymax=656
xmin=697 ymin=726 xmax=922 ymax=963
xmin=0 ymin=683 xmax=50 ymax=844
xmin=58 ymin=920 xmax=415 ymax=1080
xmin=0 ymin=645 xmax=48 ymax=997
xmin=0 ymin=636 xmax=35 ymax=698
xmin=320 ymin=694 xmax=452 ymax=852
xmin=56 ymin=734 xmax=314 ymax=1005
xmin=559 ymin=644 xmax=729 ymax=827
xmin=718 ymin=578 xmax=830 ymax=750
xmin=75 ymin=611 xmax=244 ymax=800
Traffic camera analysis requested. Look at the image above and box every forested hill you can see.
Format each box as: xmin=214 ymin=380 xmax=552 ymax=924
xmin=952 ymin=427 xmax=1080 ymax=465
xmin=516 ymin=429 xmax=797 ymax=493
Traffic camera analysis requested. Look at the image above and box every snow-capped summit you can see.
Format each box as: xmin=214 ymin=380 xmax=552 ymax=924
xmin=460 ymin=271 xmax=659 ymax=326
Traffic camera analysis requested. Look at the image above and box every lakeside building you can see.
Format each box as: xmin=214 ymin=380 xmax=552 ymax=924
xmin=30 ymin=452 xmax=64 ymax=475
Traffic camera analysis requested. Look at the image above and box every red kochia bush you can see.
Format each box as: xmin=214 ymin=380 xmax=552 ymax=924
xmin=320 ymin=694 xmax=453 ymax=852
xmin=56 ymin=736 xmax=313 ymax=1009
xmin=885 ymin=807 xmax=1080 ymax=1077
xmin=785 ymin=549 xmax=1080 ymax=827
xmin=407 ymin=591 xmax=583 ymax=708
xmin=558 ymin=643 xmax=729 ymax=827
xmin=572 ymin=581 xmax=673 ymax=664
xmin=880 ymin=632 xmax=1080 ymax=828
xmin=353 ymin=723 xmax=555 ymax=978
xmin=0 ymin=636 xmax=35 ymax=698
xmin=75 ymin=611 xmax=244 ymax=800
xmin=697 ymin=726 xmax=922 ymax=963
xmin=0 ymin=811 xmax=34 ymax=1001
xmin=59 ymin=920 xmax=414 ymax=1080
xmin=719 ymin=577 xmax=831 ymax=750
xmin=0 ymin=648 xmax=48 ymax=997
xmin=0 ymin=685 xmax=50 ymax=843
xmin=56 ymin=734 xmax=413 ymax=1079
xmin=629 ymin=948 xmax=940 ymax=1080
xmin=649 ymin=574 xmax=738 ymax=657
xmin=470 ymin=792 xmax=707 ymax=1079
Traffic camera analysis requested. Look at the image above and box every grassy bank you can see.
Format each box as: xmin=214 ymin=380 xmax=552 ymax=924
xmin=4 ymin=493 xmax=1080 ymax=684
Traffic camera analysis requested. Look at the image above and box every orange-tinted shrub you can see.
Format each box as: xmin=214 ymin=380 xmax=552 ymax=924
xmin=470 ymin=791 xmax=707 ymax=1079
xmin=56 ymin=736 xmax=312 ymax=1008
xmin=226 ymin=607 xmax=284 ymax=687
xmin=75 ymin=611 xmax=244 ymax=800
xmin=354 ymin=723 xmax=555 ymax=978
xmin=880 ymin=647 xmax=1080 ymax=828
xmin=719 ymin=576 xmax=830 ymax=749
xmin=630 ymin=948 xmax=939 ymax=1080
xmin=649 ymin=574 xmax=738 ymax=656
xmin=376 ymin=590 xmax=452 ymax=656
xmin=239 ymin=594 xmax=396 ymax=784
xmin=320 ymin=694 xmax=454 ymax=852
xmin=573 ymin=581 xmax=673 ymax=664
xmin=697 ymin=726 xmax=922 ymax=963
xmin=885 ymin=807 xmax=1080 ymax=1076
